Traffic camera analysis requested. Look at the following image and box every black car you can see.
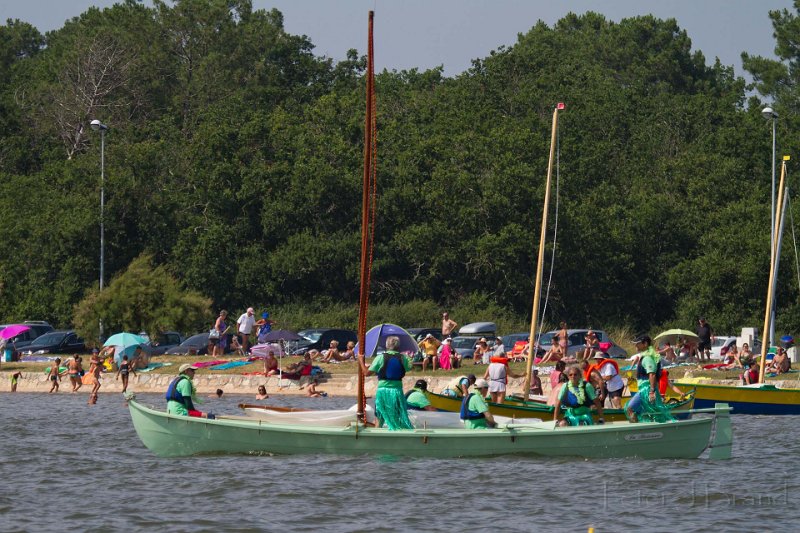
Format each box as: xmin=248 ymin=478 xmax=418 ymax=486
xmin=139 ymin=331 xmax=184 ymax=356
xmin=165 ymin=333 xmax=211 ymax=355
xmin=22 ymin=330 xmax=85 ymax=356
xmin=292 ymin=328 xmax=358 ymax=355
xmin=0 ymin=321 xmax=55 ymax=359
xmin=406 ymin=328 xmax=443 ymax=342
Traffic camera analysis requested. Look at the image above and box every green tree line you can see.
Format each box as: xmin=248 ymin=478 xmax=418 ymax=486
xmin=1 ymin=0 xmax=800 ymax=339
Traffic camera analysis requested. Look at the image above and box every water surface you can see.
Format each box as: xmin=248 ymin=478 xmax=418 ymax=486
xmin=1 ymin=392 xmax=797 ymax=532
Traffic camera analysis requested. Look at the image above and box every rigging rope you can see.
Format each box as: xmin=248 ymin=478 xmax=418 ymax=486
xmin=787 ymin=190 xmax=800 ymax=297
xmin=537 ymin=117 xmax=560 ymax=341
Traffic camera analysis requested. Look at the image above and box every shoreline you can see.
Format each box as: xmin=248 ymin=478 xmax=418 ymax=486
xmin=3 ymin=370 xmax=799 ymax=396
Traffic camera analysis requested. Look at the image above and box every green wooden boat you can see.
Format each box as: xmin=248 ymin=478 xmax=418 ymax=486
xmin=127 ymin=398 xmax=732 ymax=459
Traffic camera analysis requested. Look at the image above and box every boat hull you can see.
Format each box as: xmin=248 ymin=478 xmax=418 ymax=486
xmin=128 ymin=399 xmax=718 ymax=459
xmin=426 ymin=392 xmax=694 ymax=421
xmin=673 ymin=382 xmax=800 ymax=415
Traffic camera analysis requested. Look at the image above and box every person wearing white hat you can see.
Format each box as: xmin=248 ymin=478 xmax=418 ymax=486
xmin=418 ymin=334 xmax=441 ymax=372
xmin=166 ymin=364 xmax=213 ymax=418
xmin=460 ymin=378 xmax=497 ymax=429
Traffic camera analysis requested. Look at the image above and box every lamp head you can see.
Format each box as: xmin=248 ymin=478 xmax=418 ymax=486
xmin=90 ymin=119 xmax=108 ymax=131
xmin=761 ymin=106 xmax=778 ymax=120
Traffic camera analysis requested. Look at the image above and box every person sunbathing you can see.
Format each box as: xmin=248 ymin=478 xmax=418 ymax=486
xmin=657 ymin=342 xmax=677 ymax=364
xmin=767 ymin=348 xmax=791 ymax=375
xmin=539 ymin=343 xmax=563 ymax=364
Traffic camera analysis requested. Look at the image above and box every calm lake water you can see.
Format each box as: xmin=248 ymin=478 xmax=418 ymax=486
xmin=1 ymin=392 xmax=798 ymax=532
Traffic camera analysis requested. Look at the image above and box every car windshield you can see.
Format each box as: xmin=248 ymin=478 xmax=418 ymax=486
xmin=452 ymin=338 xmax=478 ymax=349
xmin=712 ymin=338 xmax=730 ymax=348
xmin=298 ymin=330 xmax=322 ymax=342
xmin=31 ymin=332 xmax=66 ymax=346
xmin=538 ymin=332 xmax=557 ymax=345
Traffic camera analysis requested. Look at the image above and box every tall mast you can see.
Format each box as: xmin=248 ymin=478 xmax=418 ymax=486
xmin=357 ymin=11 xmax=378 ymax=418
xmin=759 ymin=157 xmax=788 ymax=383
xmin=523 ymin=104 xmax=563 ymax=396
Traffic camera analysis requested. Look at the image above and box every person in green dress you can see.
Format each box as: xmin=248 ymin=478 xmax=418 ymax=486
xmin=360 ymin=336 xmax=414 ymax=430
xmin=460 ymin=378 xmax=497 ymax=429
xmin=626 ymin=335 xmax=675 ymax=423
xmin=553 ymin=365 xmax=604 ymax=426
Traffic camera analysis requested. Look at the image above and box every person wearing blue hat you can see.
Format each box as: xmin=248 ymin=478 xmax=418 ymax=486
xmin=255 ymin=311 xmax=276 ymax=343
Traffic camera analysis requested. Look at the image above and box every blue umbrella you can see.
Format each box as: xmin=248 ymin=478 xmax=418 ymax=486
xmin=104 ymin=332 xmax=148 ymax=349
xmin=354 ymin=324 xmax=418 ymax=357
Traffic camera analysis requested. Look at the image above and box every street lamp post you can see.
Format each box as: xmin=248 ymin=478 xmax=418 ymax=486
xmin=761 ymin=106 xmax=778 ymax=347
xmin=90 ymin=119 xmax=108 ymax=340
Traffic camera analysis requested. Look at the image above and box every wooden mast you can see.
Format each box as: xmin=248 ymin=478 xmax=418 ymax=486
xmin=759 ymin=157 xmax=789 ymax=383
xmin=523 ymin=104 xmax=563 ymax=396
xmin=357 ymin=11 xmax=377 ymax=418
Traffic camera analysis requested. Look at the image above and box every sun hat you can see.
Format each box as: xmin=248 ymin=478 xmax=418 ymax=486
xmin=179 ymin=363 xmax=199 ymax=373
xmin=592 ymin=352 xmax=605 ymax=359
xmin=425 ymin=333 xmax=433 ymax=339
xmin=474 ymin=378 xmax=489 ymax=389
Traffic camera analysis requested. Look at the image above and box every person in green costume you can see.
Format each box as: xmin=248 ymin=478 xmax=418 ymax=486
xmin=553 ymin=365 xmax=604 ymax=426
xmin=460 ymin=379 xmax=497 ymax=429
xmin=405 ymin=379 xmax=436 ymax=411
xmin=626 ymin=335 xmax=675 ymax=423
xmin=360 ymin=336 xmax=414 ymax=430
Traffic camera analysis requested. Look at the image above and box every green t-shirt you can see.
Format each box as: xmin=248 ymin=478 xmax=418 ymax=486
xmin=636 ymin=347 xmax=659 ymax=390
xmin=369 ymin=352 xmax=412 ymax=390
xmin=167 ymin=375 xmax=194 ymax=416
xmin=406 ymin=389 xmax=430 ymax=409
xmin=464 ymin=392 xmax=489 ymax=429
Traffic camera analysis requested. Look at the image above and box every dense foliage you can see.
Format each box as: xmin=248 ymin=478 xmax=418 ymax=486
xmin=1 ymin=0 xmax=798 ymax=337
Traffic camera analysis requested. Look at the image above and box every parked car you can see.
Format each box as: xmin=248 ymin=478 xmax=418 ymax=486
xmin=452 ymin=322 xmax=498 ymax=360
xmin=406 ymin=328 xmax=443 ymax=342
xmin=21 ymin=330 xmax=85 ymax=356
xmin=165 ymin=333 xmax=211 ymax=355
xmin=0 ymin=321 xmax=55 ymax=359
xmin=536 ymin=329 xmax=628 ymax=359
xmin=712 ymin=336 xmax=762 ymax=360
xmin=138 ymin=331 xmax=184 ymax=356
xmin=292 ymin=328 xmax=358 ymax=356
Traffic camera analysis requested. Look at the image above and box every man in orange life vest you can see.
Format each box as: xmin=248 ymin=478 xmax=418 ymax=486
xmin=590 ymin=342 xmax=625 ymax=408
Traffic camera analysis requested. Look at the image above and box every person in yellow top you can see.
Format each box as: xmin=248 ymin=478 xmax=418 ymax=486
xmin=418 ymin=334 xmax=441 ymax=371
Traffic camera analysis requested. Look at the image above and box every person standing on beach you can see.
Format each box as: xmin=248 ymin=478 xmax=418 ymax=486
xmin=48 ymin=359 xmax=62 ymax=393
xmin=236 ymin=307 xmax=256 ymax=354
xmin=441 ymin=312 xmax=457 ymax=338
xmin=696 ymin=318 xmax=713 ymax=361
xmin=67 ymin=354 xmax=82 ymax=392
xmin=116 ymin=355 xmax=136 ymax=393
xmin=255 ymin=311 xmax=276 ymax=343
xmin=210 ymin=310 xmax=229 ymax=357
xmin=360 ymin=336 xmax=413 ymax=430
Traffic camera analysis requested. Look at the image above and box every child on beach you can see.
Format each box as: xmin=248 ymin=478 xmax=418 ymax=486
xmin=11 ymin=371 xmax=22 ymax=392
xmin=115 ymin=354 xmax=136 ymax=393
xmin=49 ymin=359 xmax=62 ymax=393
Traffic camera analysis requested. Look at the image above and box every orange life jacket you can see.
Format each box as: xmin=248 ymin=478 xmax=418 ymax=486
xmin=490 ymin=356 xmax=509 ymax=365
xmin=584 ymin=358 xmax=620 ymax=382
xmin=658 ymin=369 xmax=670 ymax=395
